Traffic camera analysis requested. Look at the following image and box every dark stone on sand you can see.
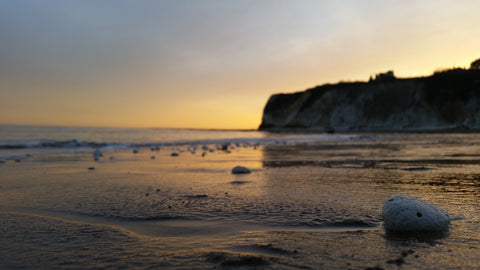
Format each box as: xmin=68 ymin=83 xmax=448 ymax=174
xmin=0 ymin=160 xmax=5 ymax=164
xmin=221 ymin=143 xmax=231 ymax=151
xmin=88 ymin=167 xmax=95 ymax=170
xmin=151 ymin=156 xmax=156 ymax=159
xmin=231 ymin=166 xmax=251 ymax=174
xmin=133 ymin=149 xmax=139 ymax=154
xmin=171 ymin=152 xmax=179 ymax=157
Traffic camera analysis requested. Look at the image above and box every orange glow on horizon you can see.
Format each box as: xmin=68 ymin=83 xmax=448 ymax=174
xmin=1 ymin=1 xmax=480 ymax=129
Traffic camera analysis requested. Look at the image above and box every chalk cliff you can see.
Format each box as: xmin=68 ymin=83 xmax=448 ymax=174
xmin=259 ymin=69 xmax=480 ymax=131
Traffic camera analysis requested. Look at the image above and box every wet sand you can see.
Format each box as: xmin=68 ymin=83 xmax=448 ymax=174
xmin=1 ymin=133 xmax=480 ymax=269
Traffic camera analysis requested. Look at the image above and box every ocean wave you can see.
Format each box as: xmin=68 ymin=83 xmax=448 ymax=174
xmin=0 ymin=139 xmax=108 ymax=149
xmin=0 ymin=133 xmax=356 ymax=151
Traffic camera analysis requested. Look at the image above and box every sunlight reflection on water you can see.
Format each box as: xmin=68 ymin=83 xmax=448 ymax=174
xmin=1 ymin=132 xmax=480 ymax=268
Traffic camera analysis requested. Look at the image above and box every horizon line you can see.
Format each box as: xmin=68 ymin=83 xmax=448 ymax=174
xmin=0 ymin=123 xmax=260 ymax=132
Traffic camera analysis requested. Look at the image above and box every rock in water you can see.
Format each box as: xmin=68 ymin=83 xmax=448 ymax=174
xmin=382 ymin=195 xmax=450 ymax=232
xmin=231 ymin=166 xmax=251 ymax=174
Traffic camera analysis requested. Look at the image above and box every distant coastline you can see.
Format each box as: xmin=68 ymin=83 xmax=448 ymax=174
xmin=259 ymin=66 xmax=480 ymax=132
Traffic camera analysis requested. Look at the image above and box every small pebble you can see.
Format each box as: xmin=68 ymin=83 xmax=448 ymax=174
xmin=171 ymin=152 xmax=179 ymax=157
xmin=88 ymin=167 xmax=95 ymax=170
xmin=231 ymin=165 xmax=251 ymax=174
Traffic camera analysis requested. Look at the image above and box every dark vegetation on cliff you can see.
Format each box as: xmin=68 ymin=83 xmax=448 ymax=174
xmin=259 ymin=62 xmax=480 ymax=131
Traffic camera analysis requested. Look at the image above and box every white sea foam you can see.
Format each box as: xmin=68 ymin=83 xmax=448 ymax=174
xmin=0 ymin=125 xmax=358 ymax=159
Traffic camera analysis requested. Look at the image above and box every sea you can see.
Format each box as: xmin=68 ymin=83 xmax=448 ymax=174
xmin=1 ymin=125 xmax=479 ymax=269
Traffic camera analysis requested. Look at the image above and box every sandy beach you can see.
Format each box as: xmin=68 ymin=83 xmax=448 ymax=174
xmin=1 ymin=132 xmax=480 ymax=269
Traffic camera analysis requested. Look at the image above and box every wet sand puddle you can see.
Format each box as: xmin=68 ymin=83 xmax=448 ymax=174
xmin=1 ymin=133 xmax=480 ymax=269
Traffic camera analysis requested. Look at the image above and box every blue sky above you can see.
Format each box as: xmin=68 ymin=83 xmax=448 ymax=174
xmin=1 ymin=0 xmax=479 ymax=128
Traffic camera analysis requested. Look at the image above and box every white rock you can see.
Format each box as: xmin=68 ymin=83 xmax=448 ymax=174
xmin=231 ymin=166 xmax=251 ymax=174
xmin=382 ymin=194 xmax=450 ymax=232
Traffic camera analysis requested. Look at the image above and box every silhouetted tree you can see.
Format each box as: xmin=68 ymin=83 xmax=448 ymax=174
xmin=470 ymin=58 xmax=480 ymax=69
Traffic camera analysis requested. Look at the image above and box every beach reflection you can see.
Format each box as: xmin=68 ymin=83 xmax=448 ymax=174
xmin=259 ymin=133 xmax=480 ymax=231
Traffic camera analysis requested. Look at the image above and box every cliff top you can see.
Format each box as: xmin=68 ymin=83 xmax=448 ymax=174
xmin=260 ymin=66 xmax=480 ymax=132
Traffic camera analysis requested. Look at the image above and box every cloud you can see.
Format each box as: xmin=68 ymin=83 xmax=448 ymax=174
xmin=1 ymin=0 xmax=480 ymax=128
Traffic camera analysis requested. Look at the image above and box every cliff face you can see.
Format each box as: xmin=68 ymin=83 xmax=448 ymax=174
xmin=259 ymin=69 xmax=480 ymax=131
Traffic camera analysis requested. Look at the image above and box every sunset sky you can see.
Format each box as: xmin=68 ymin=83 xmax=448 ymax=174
xmin=1 ymin=0 xmax=480 ymax=129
